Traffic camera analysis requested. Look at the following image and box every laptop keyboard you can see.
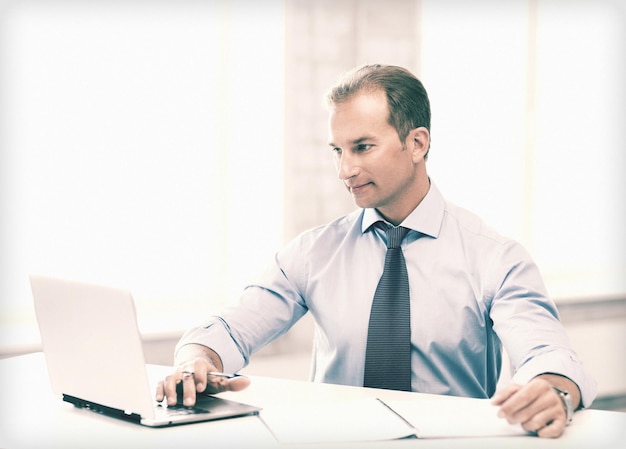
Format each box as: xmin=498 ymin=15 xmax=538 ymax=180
xmin=155 ymin=404 xmax=210 ymax=418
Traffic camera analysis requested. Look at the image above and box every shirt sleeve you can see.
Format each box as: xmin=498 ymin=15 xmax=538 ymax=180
xmin=175 ymin=240 xmax=310 ymax=373
xmin=175 ymin=318 xmax=248 ymax=372
xmin=488 ymin=240 xmax=597 ymax=408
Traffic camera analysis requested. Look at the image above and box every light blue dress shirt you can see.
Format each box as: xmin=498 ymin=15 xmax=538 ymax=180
xmin=177 ymin=182 xmax=597 ymax=407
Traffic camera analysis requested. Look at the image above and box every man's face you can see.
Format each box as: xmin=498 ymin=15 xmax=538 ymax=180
xmin=328 ymin=89 xmax=420 ymax=222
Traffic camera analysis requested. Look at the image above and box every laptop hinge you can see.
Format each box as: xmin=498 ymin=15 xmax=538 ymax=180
xmin=63 ymin=394 xmax=142 ymax=423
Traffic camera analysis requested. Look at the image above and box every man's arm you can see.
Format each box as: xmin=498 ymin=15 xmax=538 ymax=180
xmin=491 ymin=374 xmax=581 ymax=438
xmin=488 ymin=241 xmax=595 ymax=437
xmin=155 ymin=343 xmax=250 ymax=407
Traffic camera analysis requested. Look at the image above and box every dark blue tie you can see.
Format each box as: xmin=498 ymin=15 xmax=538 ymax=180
xmin=363 ymin=225 xmax=412 ymax=391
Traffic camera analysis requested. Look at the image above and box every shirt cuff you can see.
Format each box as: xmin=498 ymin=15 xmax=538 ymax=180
xmin=511 ymin=352 xmax=597 ymax=409
xmin=175 ymin=319 xmax=246 ymax=373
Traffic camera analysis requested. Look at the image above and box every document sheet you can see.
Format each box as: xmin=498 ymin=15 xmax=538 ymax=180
xmin=259 ymin=397 xmax=416 ymax=444
xmin=260 ymin=396 xmax=527 ymax=444
xmin=386 ymin=396 xmax=529 ymax=438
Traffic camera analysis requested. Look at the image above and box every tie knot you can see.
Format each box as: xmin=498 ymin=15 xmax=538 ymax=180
xmin=385 ymin=226 xmax=409 ymax=249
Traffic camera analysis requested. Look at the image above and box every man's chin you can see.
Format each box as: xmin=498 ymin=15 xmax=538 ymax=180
xmin=351 ymin=196 xmax=375 ymax=209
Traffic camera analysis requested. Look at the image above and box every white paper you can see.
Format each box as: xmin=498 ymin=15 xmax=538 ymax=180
xmin=258 ymin=395 xmax=529 ymax=444
xmin=259 ymin=397 xmax=417 ymax=444
xmin=385 ymin=397 xmax=529 ymax=438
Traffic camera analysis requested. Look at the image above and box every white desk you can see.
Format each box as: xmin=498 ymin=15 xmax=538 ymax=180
xmin=1 ymin=353 xmax=624 ymax=449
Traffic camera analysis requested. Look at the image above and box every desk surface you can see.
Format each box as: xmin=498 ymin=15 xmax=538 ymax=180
xmin=1 ymin=353 xmax=624 ymax=449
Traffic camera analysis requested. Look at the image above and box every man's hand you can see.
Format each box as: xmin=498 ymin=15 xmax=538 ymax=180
xmin=491 ymin=375 xmax=580 ymax=438
xmin=155 ymin=344 xmax=250 ymax=407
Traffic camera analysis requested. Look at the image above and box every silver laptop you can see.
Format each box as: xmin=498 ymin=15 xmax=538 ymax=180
xmin=30 ymin=274 xmax=261 ymax=427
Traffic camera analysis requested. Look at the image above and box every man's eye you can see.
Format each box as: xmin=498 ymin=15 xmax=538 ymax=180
xmin=332 ymin=147 xmax=342 ymax=155
xmin=356 ymin=144 xmax=372 ymax=152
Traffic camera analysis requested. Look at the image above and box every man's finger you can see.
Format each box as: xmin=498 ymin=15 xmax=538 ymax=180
xmin=491 ymin=383 xmax=521 ymax=406
xmin=535 ymin=417 xmax=566 ymax=438
xmin=164 ymin=374 xmax=181 ymax=406
xmin=155 ymin=380 xmax=165 ymax=402
xmin=182 ymin=371 xmax=197 ymax=406
xmin=203 ymin=373 xmax=251 ymax=394
xmin=191 ymin=361 xmax=209 ymax=393
xmin=226 ymin=375 xmax=251 ymax=391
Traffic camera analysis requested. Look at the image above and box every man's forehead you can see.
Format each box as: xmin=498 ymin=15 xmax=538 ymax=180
xmin=327 ymin=96 xmax=391 ymax=147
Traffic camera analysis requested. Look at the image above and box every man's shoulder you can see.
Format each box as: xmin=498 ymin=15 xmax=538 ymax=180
xmin=442 ymin=200 xmax=511 ymax=246
xmin=441 ymin=201 xmax=536 ymax=276
xmin=287 ymin=209 xmax=363 ymax=248
xmin=304 ymin=208 xmax=363 ymax=238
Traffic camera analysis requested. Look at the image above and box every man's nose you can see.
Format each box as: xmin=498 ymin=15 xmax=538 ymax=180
xmin=337 ymin=152 xmax=358 ymax=180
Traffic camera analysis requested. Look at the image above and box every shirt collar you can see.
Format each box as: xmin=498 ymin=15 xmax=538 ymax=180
xmin=361 ymin=181 xmax=444 ymax=238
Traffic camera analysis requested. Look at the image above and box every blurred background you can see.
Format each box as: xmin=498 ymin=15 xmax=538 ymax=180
xmin=1 ymin=0 xmax=624 ymax=410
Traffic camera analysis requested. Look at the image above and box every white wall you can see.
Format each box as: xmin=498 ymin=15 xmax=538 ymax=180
xmin=0 ymin=0 xmax=284 ymax=348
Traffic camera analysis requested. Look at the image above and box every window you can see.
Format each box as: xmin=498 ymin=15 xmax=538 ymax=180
xmin=0 ymin=1 xmax=285 ymax=350
xmin=420 ymin=0 xmax=625 ymax=301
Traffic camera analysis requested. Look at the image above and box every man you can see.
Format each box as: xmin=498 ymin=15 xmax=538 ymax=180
xmin=157 ymin=64 xmax=596 ymax=438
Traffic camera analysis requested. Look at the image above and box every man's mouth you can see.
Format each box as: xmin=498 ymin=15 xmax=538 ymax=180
xmin=347 ymin=182 xmax=371 ymax=195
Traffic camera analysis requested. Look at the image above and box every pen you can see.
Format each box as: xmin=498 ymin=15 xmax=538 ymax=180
xmin=207 ymin=371 xmax=245 ymax=379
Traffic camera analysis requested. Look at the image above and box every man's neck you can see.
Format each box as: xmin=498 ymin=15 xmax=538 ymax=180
xmin=376 ymin=175 xmax=431 ymax=226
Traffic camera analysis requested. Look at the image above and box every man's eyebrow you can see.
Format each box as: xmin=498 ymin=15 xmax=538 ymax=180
xmin=352 ymin=136 xmax=374 ymax=145
xmin=328 ymin=136 xmax=375 ymax=148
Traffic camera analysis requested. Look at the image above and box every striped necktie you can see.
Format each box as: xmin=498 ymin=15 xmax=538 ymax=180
xmin=363 ymin=224 xmax=412 ymax=391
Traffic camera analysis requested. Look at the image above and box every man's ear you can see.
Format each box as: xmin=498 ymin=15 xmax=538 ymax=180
xmin=407 ymin=127 xmax=430 ymax=162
